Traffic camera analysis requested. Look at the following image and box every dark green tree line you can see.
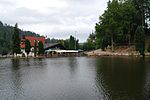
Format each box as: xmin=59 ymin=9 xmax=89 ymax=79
xmin=25 ymin=39 xmax=31 ymax=56
xmin=94 ymin=0 xmax=150 ymax=51
xmin=34 ymin=40 xmax=37 ymax=57
xmin=135 ymin=26 xmax=145 ymax=56
xmin=12 ymin=23 xmax=21 ymax=55
xmin=0 ymin=21 xmax=43 ymax=55
xmin=38 ymin=41 xmax=44 ymax=55
xmin=59 ymin=35 xmax=79 ymax=50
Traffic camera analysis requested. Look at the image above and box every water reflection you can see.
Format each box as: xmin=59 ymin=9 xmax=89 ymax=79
xmin=0 ymin=57 xmax=150 ymax=100
xmin=68 ymin=57 xmax=78 ymax=77
xmin=11 ymin=59 xmax=24 ymax=100
xmin=95 ymin=57 xmax=150 ymax=100
xmin=12 ymin=59 xmax=20 ymax=70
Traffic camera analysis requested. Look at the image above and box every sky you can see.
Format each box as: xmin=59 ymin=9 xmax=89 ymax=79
xmin=0 ymin=0 xmax=108 ymax=42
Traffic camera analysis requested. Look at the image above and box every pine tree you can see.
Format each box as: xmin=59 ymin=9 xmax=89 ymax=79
xmin=12 ymin=23 xmax=21 ymax=55
xmin=38 ymin=41 xmax=44 ymax=55
xmin=135 ymin=26 xmax=145 ymax=56
xmin=34 ymin=40 xmax=37 ymax=57
xmin=25 ymin=39 xmax=31 ymax=56
xmin=69 ymin=35 xmax=78 ymax=50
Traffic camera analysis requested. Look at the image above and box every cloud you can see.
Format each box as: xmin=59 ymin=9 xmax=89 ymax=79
xmin=0 ymin=0 xmax=108 ymax=42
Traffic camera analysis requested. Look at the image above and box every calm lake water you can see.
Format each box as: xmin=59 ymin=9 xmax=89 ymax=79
xmin=0 ymin=57 xmax=150 ymax=100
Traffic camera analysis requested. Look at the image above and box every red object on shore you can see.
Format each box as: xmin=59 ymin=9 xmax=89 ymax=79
xmin=20 ymin=36 xmax=46 ymax=49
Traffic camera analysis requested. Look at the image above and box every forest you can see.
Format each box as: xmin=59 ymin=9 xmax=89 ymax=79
xmin=84 ymin=0 xmax=150 ymax=52
xmin=46 ymin=36 xmax=79 ymax=50
xmin=0 ymin=21 xmax=41 ymax=54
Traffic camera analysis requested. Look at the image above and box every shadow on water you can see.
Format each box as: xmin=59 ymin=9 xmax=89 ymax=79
xmin=10 ymin=58 xmax=47 ymax=100
xmin=11 ymin=59 xmax=20 ymax=70
xmin=95 ymin=57 xmax=150 ymax=100
xmin=68 ymin=57 xmax=78 ymax=77
xmin=1 ymin=57 xmax=150 ymax=100
xmin=10 ymin=59 xmax=24 ymax=100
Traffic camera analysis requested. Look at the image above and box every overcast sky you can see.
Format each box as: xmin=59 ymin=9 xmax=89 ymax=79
xmin=0 ymin=0 xmax=108 ymax=42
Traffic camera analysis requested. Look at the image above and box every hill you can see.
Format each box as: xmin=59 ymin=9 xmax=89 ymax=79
xmin=0 ymin=21 xmax=41 ymax=54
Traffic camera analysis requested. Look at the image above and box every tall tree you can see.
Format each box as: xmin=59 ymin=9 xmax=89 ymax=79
xmin=95 ymin=0 xmax=145 ymax=51
xmin=132 ymin=0 xmax=150 ymax=31
xmin=95 ymin=0 xmax=122 ymax=51
xmin=12 ymin=23 xmax=21 ymax=55
xmin=38 ymin=41 xmax=44 ymax=55
xmin=34 ymin=40 xmax=37 ymax=57
xmin=0 ymin=21 xmax=45 ymax=54
xmin=69 ymin=35 xmax=75 ymax=50
xmin=86 ymin=33 xmax=96 ymax=51
xmin=25 ymin=39 xmax=31 ymax=56
xmin=135 ymin=26 xmax=145 ymax=56
xmin=69 ymin=35 xmax=78 ymax=50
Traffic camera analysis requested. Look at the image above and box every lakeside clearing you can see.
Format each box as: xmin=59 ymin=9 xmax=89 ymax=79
xmin=85 ymin=46 xmax=150 ymax=56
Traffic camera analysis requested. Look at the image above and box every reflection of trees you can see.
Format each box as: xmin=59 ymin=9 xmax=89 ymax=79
xmin=37 ymin=58 xmax=45 ymax=67
xmin=12 ymin=59 xmax=20 ymax=70
xmin=95 ymin=57 xmax=148 ymax=100
xmin=68 ymin=57 xmax=78 ymax=77
xmin=144 ymin=59 xmax=150 ymax=100
xmin=32 ymin=58 xmax=46 ymax=68
xmin=11 ymin=59 xmax=24 ymax=99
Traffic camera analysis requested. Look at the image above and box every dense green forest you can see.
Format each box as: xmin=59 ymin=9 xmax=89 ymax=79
xmin=0 ymin=21 xmax=41 ymax=54
xmin=84 ymin=0 xmax=150 ymax=52
xmin=46 ymin=36 xmax=79 ymax=50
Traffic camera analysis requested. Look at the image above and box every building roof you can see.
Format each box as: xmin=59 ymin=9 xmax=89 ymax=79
xmin=26 ymin=36 xmax=46 ymax=46
xmin=44 ymin=43 xmax=66 ymax=50
xmin=20 ymin=36 xmax=46 ymax=49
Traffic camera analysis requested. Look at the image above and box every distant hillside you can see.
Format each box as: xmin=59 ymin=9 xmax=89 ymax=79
xmin=0 ymin=21 xmax=42 ymax=54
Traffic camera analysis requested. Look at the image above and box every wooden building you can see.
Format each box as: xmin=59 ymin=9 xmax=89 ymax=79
xmin=44 ymin=43 xmax=81 ymax=57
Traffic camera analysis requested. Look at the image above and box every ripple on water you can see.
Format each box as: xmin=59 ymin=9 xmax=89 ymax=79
xmin=0 ymin=57 xmax=150 ymax=100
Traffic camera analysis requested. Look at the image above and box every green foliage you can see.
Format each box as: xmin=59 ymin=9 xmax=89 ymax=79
xmin=69 ymin=35 xmax=75 ymax=50
xmin=82 ymin=33 xmax=96 ymax=51
xmin=25 ymin=39 xmax=31 ymax=55
xmin=59 ymin=35 xmax=79 ymax=50
xmin=0 ymin=21 xmax=43 ymax=54
xmin=34 ymin=40 xmax=37 ymax=57
xmin=132 ymin=0 xmax=150 ymax=27
xmin=147 ymin=44 xmax=150 ymax=52
xmin=46 ymin=38 xmax=60 ymax=43
xmin=63 ymin=39 xmax=69 ymax=49
xmin=45 ymin=36 xmax=79 ymax=50
xmin=135 ymin=26 xmax=145 ymax=56
xmin=101 ymin=35 xmax=111 ymax=51
xmin=38 ymin=41 xmax=44 ymax=55
xmin=94 ymin=0 xmax=150 ymax=51
xmin=12 ymin=23 xmax=21 ymax=55
xmin=0 ymin=22 xmax=12 ymax=54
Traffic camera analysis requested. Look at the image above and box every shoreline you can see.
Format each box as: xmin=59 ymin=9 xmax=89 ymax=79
xmin=84 ymin=49 xmax=150 ymax=57
xmin=1 ymin=51 xmax=150 ymax=59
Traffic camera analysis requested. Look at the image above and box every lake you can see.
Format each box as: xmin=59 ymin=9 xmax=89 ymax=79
xmin=0 ymin=57 xmax=150 ymax=100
